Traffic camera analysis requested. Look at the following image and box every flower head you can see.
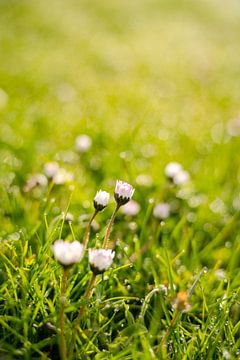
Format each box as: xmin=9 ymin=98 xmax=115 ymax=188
xmin=173 ymin=170 xmax=189 ymax=186
xmin=122 ymin=200 xmax=140 ymax=216
xmin=164 ymin=162 xmax=190 ymax=186
xmin=52 ymin=240 xmax=84 ymax=267
xmin=44 ymin=162 xmax=59 ymax=178
xmin=164 ymin=162 xmax=182 ymax=179
xmin=53 ymin=168 xmax=73 ymax=185
xmin=61 ymin=212 xmax=74 ymax=222
xmin=153 ymin=202 xmax=170 ymax=220
xmin=75 ymin=134 xmax=92 ymax=153
xmin=23 ymin=174 xmax=48 ymax=192
xmin=114 ymin=180 xmax=135 ymax=206
xmin=94 ymin=190 xmax=110 ymax=211
xmin=88 ymin=249 xmax=115 ymax=274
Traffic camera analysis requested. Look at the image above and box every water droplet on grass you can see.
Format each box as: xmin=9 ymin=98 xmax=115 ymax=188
xmin=203 ymin=267 xmax=208 ymax=274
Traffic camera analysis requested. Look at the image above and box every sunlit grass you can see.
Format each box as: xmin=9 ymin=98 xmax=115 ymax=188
xmin=0 ymin=0 xmax=240 ymax=358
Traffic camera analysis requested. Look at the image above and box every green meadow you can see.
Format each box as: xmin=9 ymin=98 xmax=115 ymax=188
xmin=0 ymin=0 xmax=240 ymax=358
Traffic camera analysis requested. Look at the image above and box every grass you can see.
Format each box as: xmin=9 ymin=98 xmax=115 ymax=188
xmin=0 ymin=0 xmax=240 ymax=358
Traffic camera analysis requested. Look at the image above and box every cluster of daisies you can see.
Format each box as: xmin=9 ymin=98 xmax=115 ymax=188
xmin=23 ymin=134 xmax=92 ymax=192
xmin=23 ymin=129 xmax=191 ymax=227
xmin=24 ymin=160 xmax=73 ymax=192
xmin=23 ymin=130 xmax=193 ymax=238
xmin=52 ymin=180 xmax=134 ymax=274
xmin=50 ymin=161 xmax=190 ymax=273
xmin=153 ymin=162 xmax=190 ymax=220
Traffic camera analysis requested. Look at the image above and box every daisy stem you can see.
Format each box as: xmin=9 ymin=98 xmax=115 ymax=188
xmin=46 ymin=179 xmax=55 ymax=201
xmin=78 ymin=273 xmax=98 ymax=321
xmin=83 ymin=209 xmax=98 ymax=248
xmin=103 ymin=203 xmax=120 ymax=249
xmin=70 ymin=273 xmax=98 ymax=356
xmin=59 ymin=267 xmax=68 ymax=360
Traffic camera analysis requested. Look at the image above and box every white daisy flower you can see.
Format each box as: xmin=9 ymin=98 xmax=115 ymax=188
xmin=52 ymin=240 xmax=84 ymax=266
xmin=114 ymin=180 xmax=135 ymax=206
xmin=88 ymin=249 xmax=115 ymax=274
xmin=94 ymin=190 xmax=110 ymax=211
xmin=75 ymin=134 xmax=92 ymax=153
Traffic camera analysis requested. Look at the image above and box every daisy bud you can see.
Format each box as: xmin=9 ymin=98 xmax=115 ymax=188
xmin=52 ymin=240 xmax=84 ymax=267
xmin=122 ymin=200 xmax=140 ymax=216
xmin=44 ymin=162 xmax=59 ymax=179
xmin=173 ymin=170 xmax=189 ymax=186
xmin=61 ymin=212 xmax=74 ymax=222
xmin=164 ymin=162 xmax=182 ymax=180
xmin=53 ymin=168 xmax=73 ymax=185
xmin=75 ymin=134 xmax=92 ymax=153
xmin=114 ymin=180 xmax=135 ymax=206
xmin=23 ymin=174 xmax=48 ymax=192
xmin=153 ymin=202 xmax=170 ymax=220
xmin=88 ymin=249 xmax=115 ymax=274
xmin=94 ymin=190 xmax=110 ymax=211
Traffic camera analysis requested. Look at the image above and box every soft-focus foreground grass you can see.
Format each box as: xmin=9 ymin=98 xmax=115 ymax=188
xmin=0 ymin=0 xmax=240 ymax=359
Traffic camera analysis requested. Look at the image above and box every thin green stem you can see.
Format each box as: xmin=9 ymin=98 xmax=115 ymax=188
xmin=83 ymin=209 xmax=98 ymax=248
xmin=103 ymin=204 xmax=120 ymax=249
xmin=59 ymin=191 xmax=73 ymax=239
xmin=70 ymin=273 xmax=98 ymax=356
xmin=46 ymin=179 xmax=55 ymax=201
xmin=59 ymin=267 xmax=68 ymax=360
xmin=75 ymin=273 xmax=98 ymax=324
xmin=156 ymin=310 xmax=181 ymax=354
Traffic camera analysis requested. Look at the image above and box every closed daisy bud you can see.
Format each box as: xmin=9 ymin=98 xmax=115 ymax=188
xmin=173 ymin=170 xmax=189 ymax=186
xmin=61 ymin=212 xmax=74 ymax=222
xmin=122 ymin=200 xmax=140 ymax=216
xmin=44 ymin=162 xmax=59 ymax=178
xmin=53 ymin=168 xmax=73 ymax=185
xmin=88 ymin=249 xmax=115 ymax=274
xmin=75 ymin=134 xmax=92 ymax=153
xmin=94 ymin=190 xmax=110 ymax=211
xmin=114 ymin=180 xmax=135 ymax=206
xmin=153 ymin=202 xmax=170 ymax=220
xmin=52 ymin=240 xmax=84 ymax=267
xmin=23 ymin=174 xmax=48 ymax=192
xmin=164 ymin=162 xmax=182 ymax=180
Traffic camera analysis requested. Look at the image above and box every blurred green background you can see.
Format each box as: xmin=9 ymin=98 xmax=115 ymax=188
xmin=0 ymin=0 xmax=240 ymax=208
